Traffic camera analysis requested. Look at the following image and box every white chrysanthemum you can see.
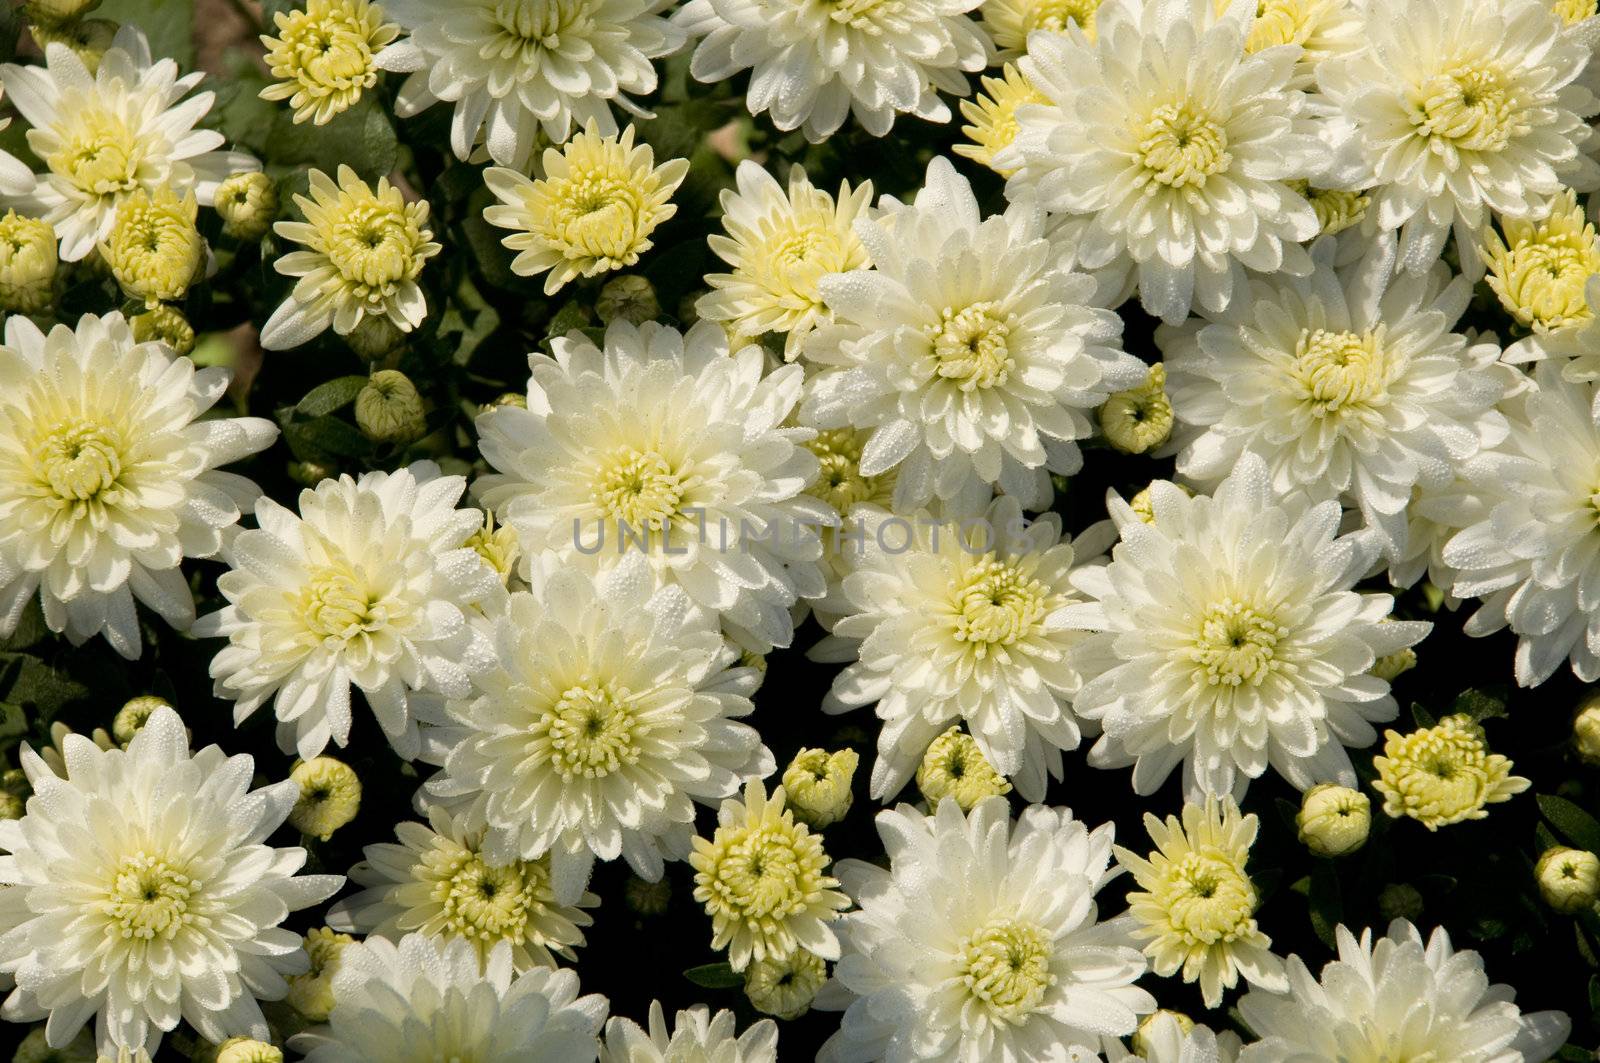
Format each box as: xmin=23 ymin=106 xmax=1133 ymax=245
xmin=0 ymin=312 xmax=276 ymax=658
xmin=697 ymin=160 xmax=874 ymax=361
xmin=1054 ymin=455 xmax=1431 ymax=802
xmin=193 ymin=461 xmax=500 ymax=760
xmin=812 ymin=496 xmax=1091 ymax=803
xmin=801 ymin=156 xmax=1143 ymax=513
xmin=1316 ymin=0 xmax=1600 ymax=276
xmin=1129 ymin=1012 xmax=1242 ymax=1063
xmin=292 ymin=934 xmax=607 ymax=1063
xmin=372 ymin=0 xmax=684 ymax=168
xmin=327 ymin=805 xmax=597 ymax=973
xmin=0 ymin=87 xmax=34 ymax=198
xmin=0 ymin=707 xmax=342 ymax=1058
xmin=601 ymin=1001 xmax=778 ymax=1063
xmin=672 ymin=0 xmax=988 ymax=141
xmin=474 ymin=319 xmax=834 ymax=652
xmin=817 ymin=798 xmax=1154 ymax=1063
xmin=1160 ymin=234 xmax=1515 ymax=558
xmin=0 ymin=26 xmax=257 ymax=261
xmin=1238 ymin=921 xmax=1571 ymax=1063
xmin=1438 ymin=363 xmax=1600 ymax=685
xmin=1002 ymin=0 xmax=1322 ymax=324
xmin=418 ymin=553 xmax=774 ymax=904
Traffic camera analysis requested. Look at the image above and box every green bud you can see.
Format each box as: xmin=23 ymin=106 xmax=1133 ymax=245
xmin=355 ymin=370 xmax=427 ymax=443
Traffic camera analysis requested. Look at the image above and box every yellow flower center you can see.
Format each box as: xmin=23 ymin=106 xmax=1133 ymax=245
xmin=36 ymin=420 xmax=122 ymax=502
xmin=1159 ymin=850 xmax=1257 ymax=944
xmin=806 ymin=428 xmax=891 ymax=515
xmin=705 ymin=824 xmax=815 ymax=919
xmin=951 ymin=557 xmax=1051 ymax=651
xmin=930 ymin=302 xmax=1015 ymax=390
xmin=489 ymin=0 xmax=598 ymax=53
xmin=1024 ymin=0 xmax=1100 ymax=33
xmin=1412 ymin=67 xmax=1519 ymax=153
xmin=957 ymin=918 xmax=1056 ymax=1023
xmin=325 ymin=199 xmax=423 ymax=289
xmin=539 ymin=682 xmax=643 ymax=780
xmin=1137 ymin=104 xmax=1231 ymax=188
xmin=46 ymin=107 xmax=142 ymax=196
xmin=104 ymin=854 xmax=199 ymax=941
xmin=301 ymin=566 xmax=385 ymax=640
xmin=1553 ymin=0 xmax=1598 ymax=24
xmin=1241 ymin=0 xmax=1322 ymax=51
xmin=591 ymin=446 xmax=685 ymax=530
xmin=544 ymin=169 xmax=647 ymax=262
xmin=1493 ymin=241 xmax=1597 ymax=331
xmin=822 ymin=0 xmax=905 ymax=30
xmin=1290 ymin=327 xmax=1389 ymax=414
xmin=1192 ymin=599 xmax=1283 ymax=687
xmin=426 ymin=847 xmax=548 ymax=944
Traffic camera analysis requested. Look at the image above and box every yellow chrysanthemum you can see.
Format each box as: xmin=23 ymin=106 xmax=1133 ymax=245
xmin=285 ymin=926 xmax=353 ymax=1022
xmin=744 ymin=948 xmax=827 ymax=1020
xmin=980 ymin=0 xmax=1102 ymax=57
xmin=1286 ymin=181 xmax=1372 ymax=236
xmin=1372 ymin=714 xmax=1530 ymax=830
xmin=1551 ymin=0 xmax=1597 ymax=25
xmin=215 ymin=1039 xmax=283 ymax=1063
xmin=1536 ymin=846 xmax=1600 ymax=914
xmin=1483 ymin=188 xmax=1600 ymax=335
xmin=262 ymin=165 xmax=440 ymax=350
xmin=915 ymin=726 xmax=1012 ymax=811
xmin=1115 ymin=796 xmax=1286 ymax=1008
xmin=1371 ymin=646 xmax=1417 ymax=682
xmin=288 ymin=756 xmax=362 ymax=841
xmin=0 ymin=210 xmax=58 ymax=313
xmin=467 ymin=510 xmax=520 ymax=584
xmin=112 ymin=695 xmax=170 ymax=747
xmin=1126 ymin=481 xmax=1193 ymax=525
xmin=259 ymin=0 xmax=398 ymax=126
xmin=1295 ymin=783 xmax=1371 ymax=857
xmin=483 ymin=122 xmax=688 ymax=296
xmin=215 ymin=171 xmax=279 ymax=241
xmin=781 ymin=748 xmax=858 ymax=829
xmin=690 ymin=780 xmax=849 ymax=972
xmin=955 ymin=64 xmax=1047 ymax=177
xmin=100 ymin=187 xmax=202 ymax=304
xmin=1099 ymin=363 xmax=1173 ymax=454
xmin=130 ymin=304 xmax=196 ymax=356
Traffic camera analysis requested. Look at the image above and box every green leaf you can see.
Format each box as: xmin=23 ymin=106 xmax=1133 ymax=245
xmin=295 ymin=375 xmax=369 ymax=417
xmin=1410 ymin=701 xmax=1438 ymax=728
xmin=0 ymin=703 xmax=24 ymax=746
xmin=265 ymin=97 xmax=398 ymax=180
xmin=0 ymin=600 xmax=46 ymax=652
xmin=0 ymin=652 xmax=90 ymax=723
xmin=281 ymin=415 xmax=372 ymax=463
xmin=97 ymin=0 xmax=195 ymax=68
xmin=1540 ymin=794 xmax=1600 ymax=855
xmin=1307 ymin=862 xmax=1343 ymax=949
xmin=1452 ymin=687 xmax=1509 ymax=722
xmin=681 ymin=963 xmax=743 ymax=990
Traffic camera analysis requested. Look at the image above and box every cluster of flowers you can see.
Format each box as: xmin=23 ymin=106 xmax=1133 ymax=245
xmin=0 ymin=0 xmax=1598 ymax=1058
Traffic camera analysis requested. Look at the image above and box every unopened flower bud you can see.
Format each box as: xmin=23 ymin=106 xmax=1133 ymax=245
xmin=0 ymin=211 xmax=57 ymax=314
xmin=1537 ymin=847 xmax=1600 ymax=914
xmin=30 ymin=17 xmax=117 ymax=72
xmin=131 ymin=305 xmax=196 ymax=356
xmin=214 ymin=1040 xmax=281 ymax=1063
xmin=479 ymin=391 xmax=527 ymax=416
xmin=287 ymin=756 xmax=361 ymax=841
xmin=782 ymin=748 xmax=858 ymax=828
xmin=0 ymin=790 xmax=23 ymax=820
xmin=1370 ymin=645 xmax=1417 ymax=683
xmin=1296 ymin=784 xmax=1371 ymax=857
xmin=215 ymin=172 xmax=277 ymax=241
xmin=288 ymin=461 xmax=334 ymax=487
xmin=345 ymin=314 xmax=405 ymax=361
xmin=1575 ymin=697 xmax=1600 ymax=765
xmin=355 ymin=370 xmax=426 ymax=443
xmin=1378 ymin=882 xmax=1424 ymax=922
xmin=113 ymin=695 xmax=171 ymax=747
xmin=744 ymin=949 xmax=826 ymax=1020
xmin=1099 ymin=363 xmax=1173 ymax=454
xmin=466 ymin=511 xmax=520 ymax=584
xmin=24 ymin=0 xmax=101 ymax=24
xmin=596 ymin=274 xmax=660 ymax=325
xmin=1131 ymin=1011 xmax=1196 ymax=1058
xmin=916 ymin=726 xmax=1010 ymax=810
xmin=285 ymin=927 xmax=353 ymax=1021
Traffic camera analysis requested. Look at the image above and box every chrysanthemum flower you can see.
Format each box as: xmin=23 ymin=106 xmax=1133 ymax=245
xmin=981 ymin=0 xmax=1102 ymax=57
xmin=1230 ymin=0 xmax=1361 ymax=84
xmin=697 ymin=161 xmax=873 ymax=361
xmin=373 ymin=0 xmax=684 ymax=168
xmin=1238 ymin=921 xmax=1571 ymax=1063
xmin=1131 ymin=1012 xmax=1243 ymax=1063
xmin=916 ymin=726 xmax=1013 ymax=810
xmin=1002 ymin=0 xmax=1323 ymax=324
xmin=1317 ymin=0 xmax=1600 ymax=276
xmin=744 ymin=950 xmax=827 ymax=1020
xmin=1291 ymin=181 xmax=1372 ymax=236
xmin=291 ymin=934 xmax=608 ymax=1063
xmin=260 ymin=0 xmax=398 ymax=125
xmin=814 ymin=497 xmax=1094 ymax=802
xmin=1099 ymin=362 xmax=1173 ymax=455
xmin=474 ymin=319 xmax=833 ymax=651
xmin=782 ymin=748 xmax=858 ymax=828
xmin=0 ymin=25 xmax=258 ymax=260
xmin=600 ymin=1002 xmax=778 ymax=1063
xmin=100 ymin=187 xmax=202 ymax=305
xmin=287 ymin=756 xmax=362 ymax=840
xmin=215 ymin=171 xmax=278 ymax=241
xmin=1372 ymin=713 xmax=1529 ymax=829
xmin=261 ymin=165 xmax=440 ymax=350
xmin=0 ymin=312 xmax=276 ymax=657
xmin=1487 ymin=189 xmax=1600 ymax=367
xmin=1438 ymin=364 xmax=1600 ymax=684
xmin=329 ymin=806 xmax=597 ymax=972
xmin=955 ymin=64 xmax=1047 ymax=177
xmin=0 ymin=706 xmax=343 ymax=1058
xmin=798 ymin=426 xmax=897 ymax=628
xmin=483 ymin=122 xmax=686 ymax=296
xmin=466 ymin=509 xmax=521 ymax=585
xmin=673 ymin=0 xmax=987 ymax=141
xmin=818 ymin=799 xmax=1154 ymax=1063
xmin=690 ymin=780 xmax=848 ymax=972
xmin=1551 ymin=0 xmax=1598 ymax=24
xmin=1116 ymin=797 xmax=1287 ymax=1008
xmin=1160 ymin=234 xmax=1516 ymax=558
xmin=193 ymin=461 xmax=500 ymax=760
xmin=285 ymin=928 xmax=354 ymax=1022
xmin=1055 ymin=456 xmax=1431 ymax=801
xmin=0 ymin=88 xmax=38 ymax=201
xmin=419 ymin=554 xmax=774 ymax=902
xmin=0 ymin=210 xmax=58 ymax=313
xmin=802 ymin=156 xmax=1144 ymax=512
